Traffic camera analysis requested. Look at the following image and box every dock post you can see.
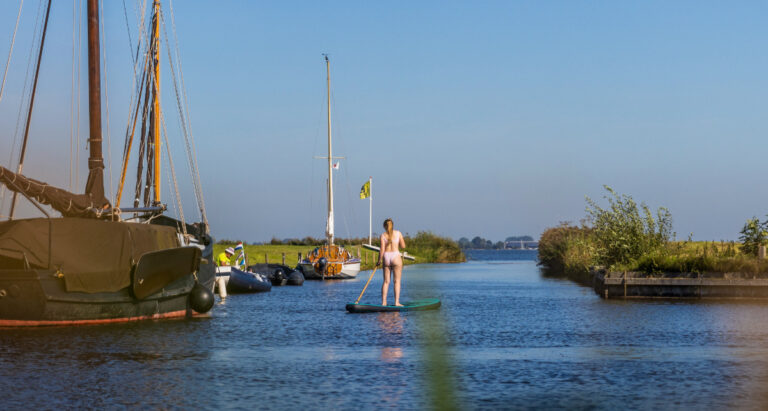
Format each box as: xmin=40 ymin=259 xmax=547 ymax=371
xmin=298 ymin=252 xmax=302 ymax=264
xmin=282 ymin=253 xmax=286 ymax=265
xmin=624 ymin=271 xmax=627 ymax=297
xmin=357 ymin=247 xmax=360 ymax=258
xmin=760 ymin=245 xmax=766 ymax=260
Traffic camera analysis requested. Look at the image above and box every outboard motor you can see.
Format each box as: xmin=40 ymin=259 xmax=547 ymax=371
xmin=274 ymin=269 xmax=285 ymax=283
xmin=317 ymin=257 xmax=328 ymax=278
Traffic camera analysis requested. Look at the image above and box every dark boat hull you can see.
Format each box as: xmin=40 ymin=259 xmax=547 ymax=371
xmin=0 ymin=217 xmax=215 ymax=326
xmin=227 ymin=268 xmax=271 ymax=293
xmin=247 ymin=263 xmax=304 ymax=286
xmin=345 ymin=298 xmax=441 ymax=313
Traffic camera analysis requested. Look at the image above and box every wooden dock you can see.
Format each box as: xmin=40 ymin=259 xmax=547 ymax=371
xmin=592 ymin=269 xmax=768 ymax=299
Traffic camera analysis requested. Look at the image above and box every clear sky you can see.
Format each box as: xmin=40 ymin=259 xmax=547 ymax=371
xmin=0 ymin=1 xmax=766 ymax=243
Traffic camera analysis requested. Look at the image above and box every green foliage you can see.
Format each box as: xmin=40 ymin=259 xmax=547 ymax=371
xmin=538 ymin=222 xmax=597 ymax=281
xmin=585 ymin=186 xmax=672 ymax=266
xmin=406 ymin=231 xmax=466 ymax=263
xmin=739 ymin=217 xmax=767 ymax=256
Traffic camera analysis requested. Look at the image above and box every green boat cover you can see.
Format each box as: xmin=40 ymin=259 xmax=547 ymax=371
xmin=0 ymin=218 xmax=179 ymax=293
xmin=346 ymin=298 xmax=441 ymax=313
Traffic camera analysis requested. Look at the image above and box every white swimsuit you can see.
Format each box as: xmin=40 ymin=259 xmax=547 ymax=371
xmin=382 ymin=232 xmax=401 ymax=267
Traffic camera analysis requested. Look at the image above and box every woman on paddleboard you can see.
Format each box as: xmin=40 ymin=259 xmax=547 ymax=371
xmin=379 ymin=218 xmax=406 ymax=306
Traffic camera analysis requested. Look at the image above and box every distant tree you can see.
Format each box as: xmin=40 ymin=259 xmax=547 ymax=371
xmin=494 ymin=241 xmax=505 ymax=249
xmin=506 ymin=235 xmax=534 ymax=242
xmin=270 ymin=237 xmax=283 ymax=245
xmin=471 ymin=236 xmax=486 ymax=249
xmin=739 ymin=217 xmax=768 ymax=256
xmin=458 ymin=237 xmax=471 ymax=249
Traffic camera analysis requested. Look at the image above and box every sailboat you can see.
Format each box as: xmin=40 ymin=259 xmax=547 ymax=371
xmin=299 ymin=56 xmax=361 ymax=279
xmin=0 ymin=0 xmax=214 ymax=325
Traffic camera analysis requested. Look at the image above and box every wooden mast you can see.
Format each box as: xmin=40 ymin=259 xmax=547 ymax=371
xmin=151 ymin=0 xmax=161 ymax=204
xmin=84 ymin=0 xmax=108 ymax=208
xmin=325 ymin=55 xmax=334 ymax=245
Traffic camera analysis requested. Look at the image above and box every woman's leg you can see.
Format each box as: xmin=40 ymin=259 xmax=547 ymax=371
xmin=381 ymin=266 xmax=391 ymax=305
xmin=393 ymin=259 xmax=403 ymax=306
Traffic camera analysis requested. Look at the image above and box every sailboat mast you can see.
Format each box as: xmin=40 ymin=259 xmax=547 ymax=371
xmin=84 ymin=0 xmax=108 ymax=208
xmin=151 ymin=0 xmax=161 ymax=204
xmin=325 ymin=55 xmax=334 ymax=245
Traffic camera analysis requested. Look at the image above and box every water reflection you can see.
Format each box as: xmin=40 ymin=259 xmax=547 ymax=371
xmin=377 ymin=313 xmax=405 ymax=362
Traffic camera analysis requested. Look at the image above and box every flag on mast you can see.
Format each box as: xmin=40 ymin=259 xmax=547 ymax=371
xmin=332 ymin=162 xmax=340 ymax=170
xmin=360 ymin=180 xmax=371 ymax=199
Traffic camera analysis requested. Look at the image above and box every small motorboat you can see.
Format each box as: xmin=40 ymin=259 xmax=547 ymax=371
xmin=248 ymin=263 xmax=304 ymax=286
xmin=227 ymin=267 xmax=272 ymax=293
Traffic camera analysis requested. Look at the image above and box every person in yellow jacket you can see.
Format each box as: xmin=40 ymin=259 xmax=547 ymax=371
xmin=216 ymin=247 xmax=235 ymax=267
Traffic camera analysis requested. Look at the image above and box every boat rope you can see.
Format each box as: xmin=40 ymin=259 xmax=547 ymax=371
xmin=161 ymin=3 xmax=207 ymax=225
xmin=1 ymin=0 xmax=44 ymax=216
xmin=160 ymin=111 xmax=187 ymax=236
xmin=169 ymin=0 xmax=208 ymax=225
xmin=116 ymin=0 xmax=148 ymax=207
xmin=74 ymin=0 xmax=83 ymax=192
xmin=70 ymin=0 xmax=78 ymax=191
xmin=0 ymin=0 xmax=24 ymax=105
xmin=99 ymin=0 xmax=115 ymax=216
xmin=9 ymin=0 xmax=52 ymax=219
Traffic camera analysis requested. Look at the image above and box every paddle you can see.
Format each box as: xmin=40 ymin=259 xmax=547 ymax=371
xmin=354 ymin=264 xmax=379 ymax=304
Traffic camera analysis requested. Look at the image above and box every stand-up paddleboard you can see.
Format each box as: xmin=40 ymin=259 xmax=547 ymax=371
xmin=362 ymin=244 xmax=416 ymax=261
xmin=346 ymin=298 xmax=441 ymax=313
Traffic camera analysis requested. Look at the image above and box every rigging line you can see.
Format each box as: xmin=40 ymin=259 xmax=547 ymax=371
xmin=160 ymin=7 xmax=202 ymax=222
xmin=0 ymin=0 xmax=24 ymax=105
xmin=75 ymin=0 xmax=83 ymax=189
xmin=160 ymin=111 xmax=187 ymax=236
xmin=2 ymin=0 xmax=43 ymax=214
xmin=9 ymin=0 xmax=53 ymax=220
xmin=167 ymin=0 xmax=206 ymax=223
xmin=99 ymin=0 xmax=115 ymax=209
xmin=70 ymin=0 xmax=76 ymax=191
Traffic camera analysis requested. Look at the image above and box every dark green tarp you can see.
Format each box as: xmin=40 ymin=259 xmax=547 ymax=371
xmin=0 ymin=218 xmax=179 ymax=293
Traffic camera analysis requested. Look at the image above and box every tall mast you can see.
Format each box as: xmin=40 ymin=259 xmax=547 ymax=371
xmin=151 ymin=0 xmax=161 ymax=204
xmin=84 ymin=0 xmax=108 ymax=208
xmin=325 ymin=55 xmax=334 ymax=245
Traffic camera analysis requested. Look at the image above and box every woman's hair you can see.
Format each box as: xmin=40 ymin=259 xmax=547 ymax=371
xmin=383 ymin=218 xmax=394 ymax=238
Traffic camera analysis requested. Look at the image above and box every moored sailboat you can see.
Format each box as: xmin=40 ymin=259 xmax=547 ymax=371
xmin=0 ymin=0 xmax=214 ymax=325
xmin=299 ymin=56 xmax=360 ymax=279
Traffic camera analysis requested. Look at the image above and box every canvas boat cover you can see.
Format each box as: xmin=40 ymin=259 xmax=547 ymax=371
xmin=0 ymin=166 xmax=110 ymax=218
xmin=0 ymin=218 xmax=179 ymax=293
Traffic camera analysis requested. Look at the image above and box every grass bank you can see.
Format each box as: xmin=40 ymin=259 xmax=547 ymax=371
xmin=214 ymin=231 xmax=465 ymax=271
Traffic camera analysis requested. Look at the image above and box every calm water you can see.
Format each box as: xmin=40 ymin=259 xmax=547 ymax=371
xmin=4 ymin=249 xmax=768 ymax=409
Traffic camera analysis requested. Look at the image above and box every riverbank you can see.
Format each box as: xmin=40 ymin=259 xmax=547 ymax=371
xmin=214 ymin=231 xmax=465 ymax=270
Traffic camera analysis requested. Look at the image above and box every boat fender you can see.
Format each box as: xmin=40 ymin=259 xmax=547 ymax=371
xmin=189 ymin=282 xmax=214 ymax=313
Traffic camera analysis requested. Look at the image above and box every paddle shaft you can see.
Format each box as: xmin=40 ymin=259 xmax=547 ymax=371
xmin=354 ymin=266 xmax=378 ymax=304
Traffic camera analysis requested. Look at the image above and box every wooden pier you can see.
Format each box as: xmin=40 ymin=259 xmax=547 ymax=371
xmin=592 ymin=269 xmax=768 ymax=299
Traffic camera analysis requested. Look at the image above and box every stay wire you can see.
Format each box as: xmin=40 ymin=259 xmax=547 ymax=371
xmin=0 ymin=0 xmax=24 ymax=105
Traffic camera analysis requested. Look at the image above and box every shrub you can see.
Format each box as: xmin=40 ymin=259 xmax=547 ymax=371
xmin=739 ymin=217 xmax=767 ymax=256
xmin=538 ymin=222 xmax=596 ymax=280
xmin=586 ymin=186 xmax=672 ymax=266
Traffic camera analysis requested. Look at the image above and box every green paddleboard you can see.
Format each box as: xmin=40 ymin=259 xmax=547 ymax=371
xmin=345 ymin=298 xmax=441 ymax=313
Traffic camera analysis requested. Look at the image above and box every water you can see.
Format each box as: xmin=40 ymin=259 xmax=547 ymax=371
xmin=4 ymin=249 xmax=768 ymax=409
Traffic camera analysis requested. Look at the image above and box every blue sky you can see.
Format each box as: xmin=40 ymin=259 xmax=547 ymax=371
xmin=0 ymin=1 xmax=767 ymax=242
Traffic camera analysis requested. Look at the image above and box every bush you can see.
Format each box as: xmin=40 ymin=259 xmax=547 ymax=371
xmin=538 ymin=222 xmax=596 ymax=280
xmin=739 ymin=217 xmax=767 ymax=257
xmin=586 ymin=186 xmax=672 ymax=266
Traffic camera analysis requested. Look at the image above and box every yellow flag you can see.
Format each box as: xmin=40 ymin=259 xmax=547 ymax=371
xmin=360 ymin=180 xmax=370 ymax=199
